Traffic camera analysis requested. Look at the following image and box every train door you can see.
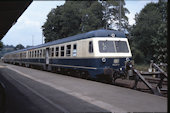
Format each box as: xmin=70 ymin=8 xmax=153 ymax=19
xmin=45 ymin=48 xmax=50 ymax=64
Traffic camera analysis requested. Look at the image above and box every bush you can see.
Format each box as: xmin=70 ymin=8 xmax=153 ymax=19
xmin=131 ymin=47 xmax=144 ymax=64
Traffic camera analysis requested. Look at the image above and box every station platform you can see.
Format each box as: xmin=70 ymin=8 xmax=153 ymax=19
xmin=0 ymin=63 xmax=167 ymax=112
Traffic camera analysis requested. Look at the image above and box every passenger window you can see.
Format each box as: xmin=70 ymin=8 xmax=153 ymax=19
xmin=35 ymin=51 xmax=37 ymax=58
xmin=43 ymin=49 xmax=46 ymax=57
xmin=66 ymin=45 xmax=71 ymax=56
xmin=73 ymin=44 xmax=77 ymax=56
xmin=51 ymin=48 xmax=54 ymax=57
xmin=39 ymin=49 xmax=42 ymax=57
xmin=89 ymin=41 xmax=93 ymax=53
xmin=37 ymin=50 xmax=39 ymax=57
xmin=60 ymin=46 xmax=65 ymax=57
xmin=56 ymin=47 xmax=59 ymax=57
xmin=49 ymin=48 xmax=51 ymax=57
xmin=30 ymin=51 xmax=31 ymax=58
xmin=28 ymin=52 xmax=29 ymax=58
xmin=32 ymin=51 xmax=34 ymax=58
xmin=24 ymin=53 xmax=26 ymax=58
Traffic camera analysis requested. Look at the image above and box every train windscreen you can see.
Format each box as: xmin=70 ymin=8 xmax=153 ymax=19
xmin=115 ymin=41 xmax=129 ymax=53
xmin=99 ymin=41 xmax=129 ymax=53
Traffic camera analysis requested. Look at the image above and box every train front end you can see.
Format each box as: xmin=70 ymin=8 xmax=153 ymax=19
xmin=93 ymin=36 xmax=133 ymax=82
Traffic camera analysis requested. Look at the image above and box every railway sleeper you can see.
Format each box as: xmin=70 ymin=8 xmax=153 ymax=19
xmin=132 ymin=69 xmax=167 ymax=96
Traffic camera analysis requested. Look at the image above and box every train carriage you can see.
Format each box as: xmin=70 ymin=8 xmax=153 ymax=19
xmin=3 ymin=29 xmax=132 ymax=82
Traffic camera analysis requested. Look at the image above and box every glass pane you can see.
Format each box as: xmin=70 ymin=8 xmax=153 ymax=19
xmin=89 ymin=41 xmax=93 ymax=53
xmin=99 ymin=41 xmax=115 ymax=53
xmin=115 ymin=41 xmax=129 ymax=53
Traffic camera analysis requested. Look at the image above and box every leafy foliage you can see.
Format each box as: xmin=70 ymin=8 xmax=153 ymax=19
xmin=15 ymin=44 xmax=25 ymax=50
xmin=0 ymin=41 xmax=3 ymax=51
xmin=130 ymin=1 xmax=167 ymax=64
xmin=102 ymin=0 xmax=129 ymax=31
xmin=0 ymin=45 xmax=15 ymax=58
xmin=42 ymin=1 xmax=105 ymax=43
xmin=42 ymin=0 xmax=128 ymax=43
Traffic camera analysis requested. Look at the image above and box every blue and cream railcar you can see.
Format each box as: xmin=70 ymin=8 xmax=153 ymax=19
xmin=3 ymin=29 xmax=132 ymax=80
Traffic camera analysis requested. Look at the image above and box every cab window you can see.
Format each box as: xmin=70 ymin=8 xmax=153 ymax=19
xmin=115 ymin=41 xmax=129 ymax=53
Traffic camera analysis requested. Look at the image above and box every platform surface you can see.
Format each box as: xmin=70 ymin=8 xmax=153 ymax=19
xmin=0 ymin=63 xmax=167 ymax=113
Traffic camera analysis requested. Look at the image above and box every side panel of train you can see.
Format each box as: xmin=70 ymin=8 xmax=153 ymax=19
xmin=3 ymin=37 xmax=132 ymax=79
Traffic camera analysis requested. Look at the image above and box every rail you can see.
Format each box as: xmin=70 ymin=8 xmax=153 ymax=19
xmin=133 ymin=62 xmax=167 ymax=96
xmin=113 ymin=61 xmax=167 ymax=97
xmin=133 ymin=69 xmax=163 ymax=96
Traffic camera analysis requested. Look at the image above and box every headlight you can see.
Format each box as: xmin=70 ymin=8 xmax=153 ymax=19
xmin=102 ymin=57 xmax=106 ymax=63
xmin=126 ymin=57 xmax=130 ymax=61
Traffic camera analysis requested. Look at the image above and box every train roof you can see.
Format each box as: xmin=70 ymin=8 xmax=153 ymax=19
xmin=5 ymin=29 xmax=126 ymax=54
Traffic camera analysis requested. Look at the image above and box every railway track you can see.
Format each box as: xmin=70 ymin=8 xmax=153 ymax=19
xmin=113 ymin=77 xmax=167 ymax=97
xmin=112 ymin=62 xmax=167 ymax=97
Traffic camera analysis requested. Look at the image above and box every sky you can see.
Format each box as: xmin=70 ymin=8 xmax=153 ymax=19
xmin=1 ymin=0 xmax=158 ymax=47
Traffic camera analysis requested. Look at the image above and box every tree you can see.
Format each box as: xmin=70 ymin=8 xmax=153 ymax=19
xmin=102 ymin=0 xmax=129 ymax=31
xmin=42 ymin=0 xmax=129 ymax=43
xmin=42 ymin=1 xmax=105 ymax=43
xmin=130 ymin=1 xmax=167 ymax=64
xmin=0 ymin=41 xmax=3 ymax=51
xmin=15 ymin=44 xmax=25 ymax=50
xmin=0 ymin=45 xmax=15 ymax=58
xmin=26 ymin=45 xmax=33 ymax=48
xmin=151 ymin=1 xmax=167 ymax=63
xmin=80 ymin=1 xmax=105 ymax=32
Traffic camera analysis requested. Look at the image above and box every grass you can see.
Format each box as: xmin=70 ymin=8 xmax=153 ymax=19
xmin=134 ymin=63 xmax=150 ymax=71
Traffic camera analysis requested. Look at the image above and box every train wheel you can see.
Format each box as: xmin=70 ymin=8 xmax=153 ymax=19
xmin=81 ymin=71 xmax=87 ymax=79
xmin=110 ymin=71 xmax=119 ymax=85
xmin=111 ymin=77 xmax=116 ymax=85
xmin=77 ymin=71 xmax=81 ymax=78
xmin=25 ymin=64 xmax=29 ymax=68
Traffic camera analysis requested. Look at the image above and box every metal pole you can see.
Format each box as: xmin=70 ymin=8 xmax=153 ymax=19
xmin=42 ymin=33 xmax=43 ymax=44
xmin=106 ymin=3 xmax=108 ymax=30
xmin=119 ymin=0 xmax=121 ymax=31
xmin=32 ymin=35 xmax=34 ymax=46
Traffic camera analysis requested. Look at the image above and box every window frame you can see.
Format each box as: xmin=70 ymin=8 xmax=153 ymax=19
xmin=43 ymin=49 xmax=46 ymax=57
xmin=60 ymin=46 xmax=65 ymax=57
xmin=55 ymin=46 xmax=59 ymax=57
xmin=72 ymin=44 xmax=77 ymax=57
xmin=51 ymin=47 xmax=54 ymax=57
xmin=89 ymin=41 xmax=93 ymax=53
xmin=37 ymin=50 xmax=39 ymax=58
xmin=66 ymin=45 xmax=71 ymax=57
